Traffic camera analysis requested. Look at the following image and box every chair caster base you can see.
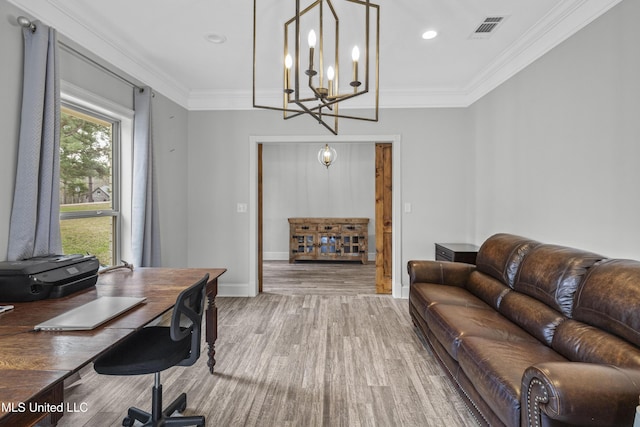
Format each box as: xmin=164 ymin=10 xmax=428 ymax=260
xmin=120 ymin=393 xmax=205 ymax=426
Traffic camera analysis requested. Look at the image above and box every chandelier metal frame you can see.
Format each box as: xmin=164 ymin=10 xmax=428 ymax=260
xmin=253 ymin=0 xmax=379 ymax=135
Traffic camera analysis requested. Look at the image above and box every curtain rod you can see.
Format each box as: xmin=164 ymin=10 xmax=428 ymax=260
xmin=17 ymin=16 xmax=144 ymax=92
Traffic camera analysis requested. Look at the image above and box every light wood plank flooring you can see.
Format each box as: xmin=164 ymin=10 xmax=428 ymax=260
xmin=263 ymin=260 xmax=378 ymax=295
xmin=60 ymin=261 xmax=478 ymax=426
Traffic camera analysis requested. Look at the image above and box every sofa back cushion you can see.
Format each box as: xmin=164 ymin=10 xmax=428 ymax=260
xmin=475 ymin=234 xmax=540 ymax=288
xmin=466 ymin=271 xmax=510 ymax=310
xmin=514 ymin=244 xmax=604 ymax=318
xmin=499 ymin=292 xmax=567 ymax=346
xmin=573 ymin=259 xmax=640 ymax=348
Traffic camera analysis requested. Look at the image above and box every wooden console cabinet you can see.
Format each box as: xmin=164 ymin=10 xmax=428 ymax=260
xmin=289 ymin=218 xmax=369 ymax=264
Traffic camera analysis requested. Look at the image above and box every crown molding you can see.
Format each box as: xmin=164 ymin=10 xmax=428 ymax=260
xmin=377 ymin=88 xmax=470 ymax=109
xmin=189 ymin=90 xmax=253 ymax=111
xmin=8 ymin=0 xmax=622 ymax=111
xmin=189 ymin=87 xmax=471 ymax=111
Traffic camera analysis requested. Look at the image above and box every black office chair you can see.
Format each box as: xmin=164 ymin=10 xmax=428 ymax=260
xmin=94 ymin=274 xmax=209 ymax=427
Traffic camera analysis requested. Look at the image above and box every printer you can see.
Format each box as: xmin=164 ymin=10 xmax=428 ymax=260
xmin=0 ymin=255 xmax=100 ymax=302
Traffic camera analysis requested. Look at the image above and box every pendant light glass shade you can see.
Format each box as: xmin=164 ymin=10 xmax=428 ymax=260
xmin=318 ymin=144 xmax=337 ymax=168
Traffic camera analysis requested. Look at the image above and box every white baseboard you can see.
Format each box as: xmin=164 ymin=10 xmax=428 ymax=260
xmin=263 ymin=252 xmax=289 ymax=261
xmin=400 ymin=284 xmax=410 ymax=299
xmin=218 ymin=283 xmax=253 ymax=297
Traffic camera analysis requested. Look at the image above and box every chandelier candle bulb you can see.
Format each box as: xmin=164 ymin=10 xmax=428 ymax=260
xmin=308 ymin=30 xmax=316 ymax=73
xmin=351 ymin=46 xmax=360 ymax=89
xmin=284 ymin=54 xmax=293 ymax=94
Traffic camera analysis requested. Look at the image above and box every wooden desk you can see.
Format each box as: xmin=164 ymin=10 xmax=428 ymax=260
xmin=0 ymin=267 xmax=225 ymax=426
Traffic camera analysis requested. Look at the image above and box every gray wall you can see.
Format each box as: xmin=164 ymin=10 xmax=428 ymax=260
xmin=148 ymin=91 xmax=189 ymax=267
xmin=471 ymin=0 xmax=640 ymax=258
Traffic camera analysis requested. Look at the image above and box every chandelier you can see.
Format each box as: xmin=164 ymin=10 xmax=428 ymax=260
xmin=253 ymin=0 xmax=380 ymax=135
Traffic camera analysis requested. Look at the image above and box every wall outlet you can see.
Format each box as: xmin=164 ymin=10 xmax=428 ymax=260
xmin=237 ymin=203 xmax=248 ymax=213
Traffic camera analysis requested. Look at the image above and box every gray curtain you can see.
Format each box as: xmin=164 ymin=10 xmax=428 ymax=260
xmin=132 ymin=87 xmax=161 ymax=267
xmin=7 ymin=21 xmax=62 ymax=261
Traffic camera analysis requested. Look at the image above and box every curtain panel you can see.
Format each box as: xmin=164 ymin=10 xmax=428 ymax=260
xmin=7 ymin=21 xmax=62 ymax=261
xmin=132 ymin=87 xmax=161 ymax=267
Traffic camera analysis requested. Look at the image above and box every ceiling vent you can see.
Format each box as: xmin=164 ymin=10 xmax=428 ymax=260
xmin=469 ymin=16 xmax=508 ymax=39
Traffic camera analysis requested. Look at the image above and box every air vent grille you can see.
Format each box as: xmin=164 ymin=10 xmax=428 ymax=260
xmin=470 ymin=16 xmax=507 ymax=39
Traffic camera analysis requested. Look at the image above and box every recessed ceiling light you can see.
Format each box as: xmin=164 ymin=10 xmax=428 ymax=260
xmin=422 ymin=30 xmax=438 ymax=40
xmin=205 ymin=33 xmax=227 ymax=44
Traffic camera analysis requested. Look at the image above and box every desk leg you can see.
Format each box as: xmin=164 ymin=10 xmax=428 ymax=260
xmin=206 ymin=278 xmax=218 ymax=374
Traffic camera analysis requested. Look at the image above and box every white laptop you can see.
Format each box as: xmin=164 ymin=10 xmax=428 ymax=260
xmin=35 ymin=296 xmax=146 ymax=331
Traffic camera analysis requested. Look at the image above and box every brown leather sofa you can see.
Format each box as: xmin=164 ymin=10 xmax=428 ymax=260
xmin=408 ymin=233 xmax=640 ymax=427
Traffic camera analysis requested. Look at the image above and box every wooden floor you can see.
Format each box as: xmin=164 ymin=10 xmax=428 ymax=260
xmin=61 ymin=261 xmax=478 ymax=426
xmin=262 ymin=260 xmax=378 ymax=295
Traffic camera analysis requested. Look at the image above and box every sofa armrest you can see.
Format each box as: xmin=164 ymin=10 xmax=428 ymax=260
xmin=523 ymin=362 xmax=640 ymax=427
xmin=407 ymin=260 xmax=474 ymax=288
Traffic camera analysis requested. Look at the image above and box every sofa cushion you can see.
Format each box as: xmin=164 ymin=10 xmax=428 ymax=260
xmin=457 ymin=336 xmax=568 ymax=427
xmin=514 ymin=244 xmax=604 ymax=317
xmin=475 ymin=233 xmax=540 ymax=288
xmin=552 ymin=320 xmax=640 ymax=367
xmin=498 ymin=291 xmax=567 ymax=346
xmin=426 ymin=303 xmax=538 ymax=360
xmin=465 ymin=270 xmax=511 ymax=310
xmin=574 ymin=259 xmax=640 ymax=347
xmin=410 ymin=282 xmax=490 ymax=314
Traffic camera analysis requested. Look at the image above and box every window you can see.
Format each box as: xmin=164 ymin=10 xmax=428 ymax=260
xmin=59 ymin=82 xmax=134 ymax=267
xmin=59 ymin=104 xmax=120 ymax=266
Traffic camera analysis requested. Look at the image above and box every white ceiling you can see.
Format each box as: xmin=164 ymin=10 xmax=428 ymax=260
xmin=8 ymin=0 xmax=622 ymax=110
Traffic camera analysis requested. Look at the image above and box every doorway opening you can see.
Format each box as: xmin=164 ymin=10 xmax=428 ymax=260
xmin=248 ymin=135 xmax=402 ymax=298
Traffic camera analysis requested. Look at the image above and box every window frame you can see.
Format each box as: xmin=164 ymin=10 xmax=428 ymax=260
xmin=60 ymin=81 xmax=134 ymax=266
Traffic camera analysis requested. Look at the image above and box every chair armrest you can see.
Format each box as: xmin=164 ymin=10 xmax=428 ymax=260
xmin=523 ymin=362 xmax=640 ymax=427
xmin=407 ymin=260 xmax=474 ymax=288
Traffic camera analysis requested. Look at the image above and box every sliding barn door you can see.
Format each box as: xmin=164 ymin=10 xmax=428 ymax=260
xmin=375 ymin=143 xmax=392 ymax=294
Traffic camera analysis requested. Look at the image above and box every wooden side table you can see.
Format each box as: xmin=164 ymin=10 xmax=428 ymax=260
xmin=435 ymin=243 xmax=479 ymax=265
